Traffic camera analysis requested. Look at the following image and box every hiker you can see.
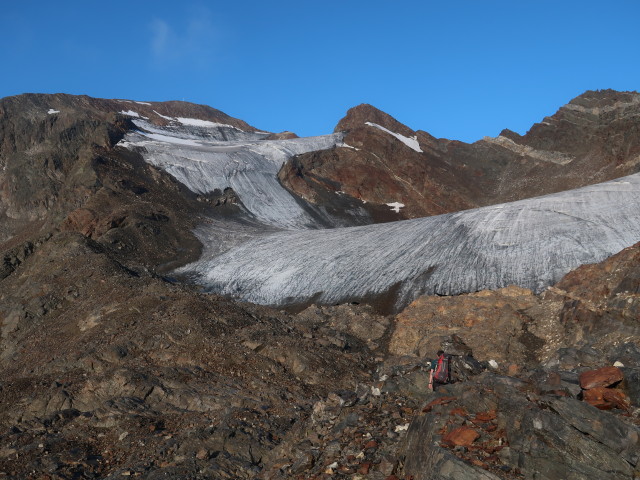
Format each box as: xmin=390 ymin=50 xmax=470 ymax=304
xmin=428 ymin=350 xmax=450 ymax=391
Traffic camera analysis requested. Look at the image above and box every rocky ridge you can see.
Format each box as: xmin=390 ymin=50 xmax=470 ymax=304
xmin=280 ymin=90 xmax=640 ymax=219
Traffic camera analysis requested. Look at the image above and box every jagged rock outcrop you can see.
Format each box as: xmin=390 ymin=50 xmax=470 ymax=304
xmin=389 ymin=286 xmax=548 ymax=366
xmin=280 ymin=103 xmax=474 ymax=219
xmin=264 ymin=131 xmax=299 ymax=140
xmin=399 ymin=376 xmax=639 ymax=480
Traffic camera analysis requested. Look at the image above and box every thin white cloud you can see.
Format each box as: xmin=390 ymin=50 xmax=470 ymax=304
xmin=149 ymin=8 xmax=218 ymax=69
xmin=151 ymin=18 xmax=172 ymax=60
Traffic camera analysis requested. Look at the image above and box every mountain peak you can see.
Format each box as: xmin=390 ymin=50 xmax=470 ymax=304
xmin=334 ymin=103 xmax=415 ymax=137
xmin=566 ymin=89 xmax=640 ymax=110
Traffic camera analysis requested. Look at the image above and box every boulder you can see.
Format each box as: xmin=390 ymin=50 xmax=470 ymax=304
xmin=582 ymin=387 xmax=631 ymax=411
xmin=442 ymin=426 xmax=480 ymax=447
xmin=390 ymin=286 xmax=541 ymax=367
xmin=579 ymin=366 xmax=624 ymax=389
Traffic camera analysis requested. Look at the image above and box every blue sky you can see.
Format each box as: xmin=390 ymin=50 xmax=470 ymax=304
xmin=2 ymin=1 xmax=639 ymax=142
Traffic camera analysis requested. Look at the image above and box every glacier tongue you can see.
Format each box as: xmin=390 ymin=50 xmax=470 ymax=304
xmin=119 ymin=119 xmax=344 ymax=229
xmin=179 ymin=173 xmax=640 ymax=311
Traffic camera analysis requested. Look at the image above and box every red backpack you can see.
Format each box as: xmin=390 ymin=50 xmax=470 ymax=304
xmin=433 ymin=353 xmax=450 ymax=383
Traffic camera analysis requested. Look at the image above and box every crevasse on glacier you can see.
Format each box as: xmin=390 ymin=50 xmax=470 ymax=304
xmin=120 ymin=119 xmax=640 ymax=311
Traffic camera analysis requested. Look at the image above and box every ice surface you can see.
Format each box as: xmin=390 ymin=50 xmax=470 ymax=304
xmin=179 ymin=173 xmax=640 ymax=311
xmin=176 ymin=117 xmax=242 ymax=130
xmin=365 ymin=122 xmax=422 ymax=153
xmin=153 ymin=110 xmax=174 ymax=121
xmin=119 ymin=120 xmax=344 ymax=229
xmin=120 ymin=110 xmax=143 ymax=118
xmin=135 ymin=131 xmax=202 ymax=146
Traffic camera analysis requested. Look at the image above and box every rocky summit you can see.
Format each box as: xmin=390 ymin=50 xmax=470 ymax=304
xmin=0 ymin=91 xmax=639 ymax=479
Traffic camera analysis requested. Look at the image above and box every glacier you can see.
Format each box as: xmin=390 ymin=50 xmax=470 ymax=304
xmin=119 ymin=118 xmax=345 ymax=229
xmin=180 ymin=174 xmax=640 ymax=310
xmin=119 ymin=117 xmax=640 ymax=311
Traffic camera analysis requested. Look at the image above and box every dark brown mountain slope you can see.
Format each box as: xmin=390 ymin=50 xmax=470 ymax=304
xmin=0 ymin=93 xmax=259 ymax=275
xmin=279 ymin=89 xmax=640 ymax=220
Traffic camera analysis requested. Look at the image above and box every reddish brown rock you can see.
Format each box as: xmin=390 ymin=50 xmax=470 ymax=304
xmin=508 ymin=364 xmax=520 ymax=376
xmin=280 ymin=104 xmax=475 ymax=219
xmin=547 ymin=241 xmax=640 ymax=347
xmin=583 ymin=387 xmax=631 ymax=410
xmin=422 ymin=396 xmax=457 ymax=413
xmin=390 ymin=286 xmax=544 ymax=365
xmin=442 ymin=426 xmax=480 ymax=447
xmin=61 ymin=208 xmax=98 ymax=237
xmin=603 ymin=389 xmax=632 ymax=411
xmin=473 ymin=410 xmax=497 ymax=423
xmin=579 ymin=366 xmax=624 ymax=390
xmin=450 ymin=407 xmax=468 ymax=417
xmin=364 ymin=440 xmax=378 ymax=450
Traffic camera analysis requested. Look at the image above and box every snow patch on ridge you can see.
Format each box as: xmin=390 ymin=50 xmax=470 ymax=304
xmin=365 ymin=122 xmax=422 ymax=153
xmin=387 ymin=202 xmax=405 ymax=213
xmin=176 ymin=117 xmax=243 ymax=131
xmin=146 ymin=113 xmax=245 ymax=132
xmin=120 ymin=110 xmax=148 ymax=119
xmin=153 ymin=110 xmax=174 ymax=121
xmin=338 ymin=142 xmax=360 ymax=150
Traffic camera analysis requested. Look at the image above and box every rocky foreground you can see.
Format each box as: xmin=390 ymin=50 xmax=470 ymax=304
xmin=0 ymin=230 xmax=639 ymax=478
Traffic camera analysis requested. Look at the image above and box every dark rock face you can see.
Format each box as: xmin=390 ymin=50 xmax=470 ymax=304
xmin=280 ymin=90 xmax=640 ymax=220
xmin=401 ymin=376 xmax=639 ymax=480
xmin=264 ymin=131 xmax=299 ymax=140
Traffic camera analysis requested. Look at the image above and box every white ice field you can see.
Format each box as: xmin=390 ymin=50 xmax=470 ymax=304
xmin=119 ymin=114 xmax=640 ymax=310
